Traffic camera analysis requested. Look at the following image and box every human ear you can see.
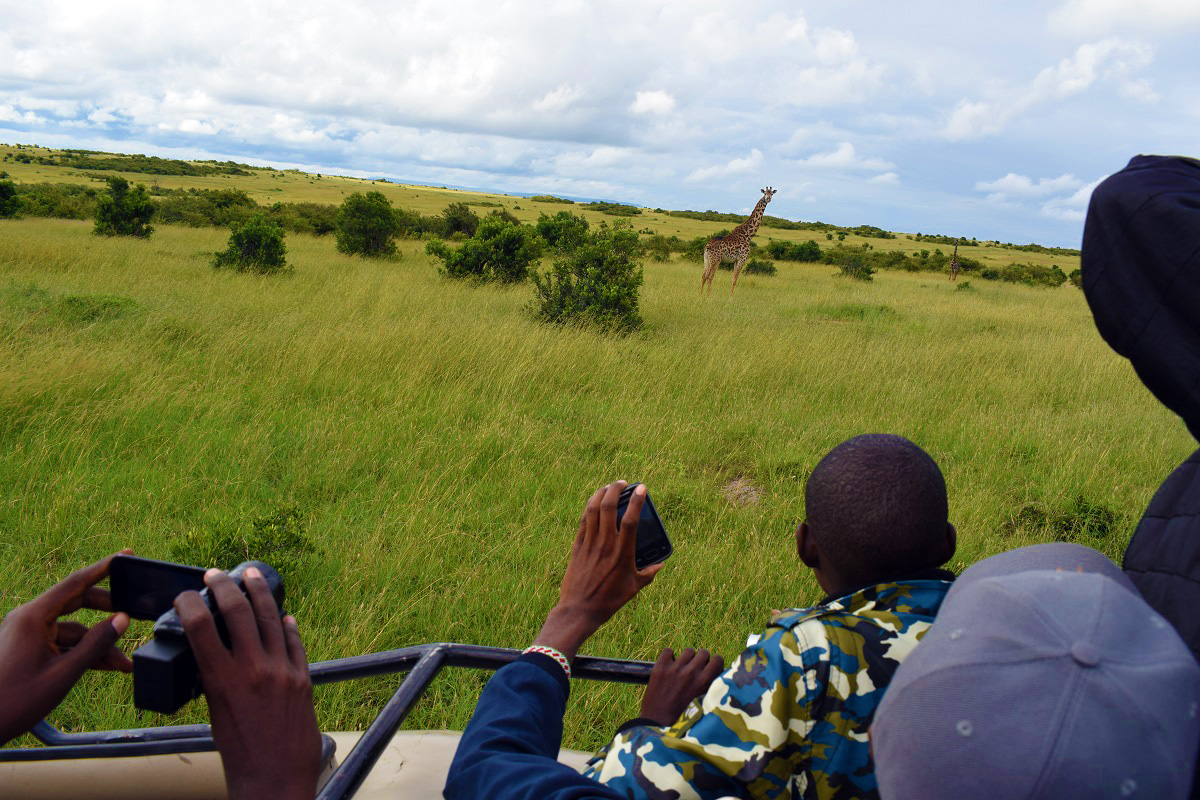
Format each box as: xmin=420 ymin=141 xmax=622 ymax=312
xmin=797 ymin=522 xmax=820 ymax=570
xmin=943 ymin=523 xmax=958 ymax=565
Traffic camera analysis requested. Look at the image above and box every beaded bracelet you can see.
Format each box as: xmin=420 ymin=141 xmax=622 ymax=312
xmin=523 ymin=645 xmax=572 ymax=679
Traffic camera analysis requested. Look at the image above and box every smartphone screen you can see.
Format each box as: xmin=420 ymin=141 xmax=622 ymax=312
xmin=616 ymin=483 xmax=673 ymax=569
xmin=110 ymin=555 xmax=208 ymax=620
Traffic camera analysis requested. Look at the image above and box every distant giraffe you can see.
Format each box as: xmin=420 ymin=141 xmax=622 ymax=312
xmin=702 ymin=187 xmax=776 ymax=296
xmin=949 ymin=241 xmax=961 ymax=281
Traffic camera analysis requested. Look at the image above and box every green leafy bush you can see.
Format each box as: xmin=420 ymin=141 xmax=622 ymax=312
xmin=337 ymin=191 xmax=401 ymax=257
xmin=213 ymin=213 xmax=288 ymax=274
xmin=765 ymin=239 xmax=822 ymax=262
xmin=531 ymin=220 xmax=644 ymax=332
xmin=837 ymin=255 xmax=874 ymax=282
xmin=529 ymin=195 xmax=574 ymax=204
xmin=1068 ymin=269 xmax=1083 ymax=289
xmin=426 ymin=216 xmax=544 ymax=283
xmin=169 ymin=506 xmax=318 ymax=588
xmin=956 ymin=280 xmax=975 ymax=291
xmin=93 ymin=176 xmax=154 ymax=238
xmin=441 ymin=203 xmax=481 ymax=237
xmin=0 ymin=179 xmax=19 ymax=218
xmin=581 ymin=201 xmax=642 ymax=216
xmin=536 ymin=211 xmax=590 ymax=252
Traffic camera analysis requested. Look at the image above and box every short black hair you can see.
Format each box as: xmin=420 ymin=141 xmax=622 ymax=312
xmin=805 ymin=434 xmax=949 ymax=587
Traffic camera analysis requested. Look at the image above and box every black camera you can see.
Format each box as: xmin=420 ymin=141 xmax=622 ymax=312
xmin=119 ymin=559 xmax=285 ymax=714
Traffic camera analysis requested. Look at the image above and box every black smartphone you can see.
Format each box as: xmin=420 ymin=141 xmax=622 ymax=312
xmin=110 ymin=555 xmax=209 ymax=621
xmin=616 ymin=483 xmax=673 ymax=569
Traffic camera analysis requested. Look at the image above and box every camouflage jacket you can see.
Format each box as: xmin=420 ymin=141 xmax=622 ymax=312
xmin=583 ymin=570 xmax=955 ymax=800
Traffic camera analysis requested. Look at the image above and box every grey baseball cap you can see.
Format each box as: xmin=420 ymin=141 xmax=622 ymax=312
xmin=872 ymin=542 xmax=1200 ymax=799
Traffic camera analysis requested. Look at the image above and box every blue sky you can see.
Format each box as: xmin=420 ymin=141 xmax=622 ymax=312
xmin=2 ymin=0 xmax=1198 ymax=247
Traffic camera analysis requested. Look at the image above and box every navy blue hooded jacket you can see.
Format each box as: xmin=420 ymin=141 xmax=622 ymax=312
xmin=1082 ymin=154 xmax=1200 ymax=661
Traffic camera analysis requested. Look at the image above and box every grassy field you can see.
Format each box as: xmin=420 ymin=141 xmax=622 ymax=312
xmin=0 ymin=154 xmax=1192 ymax=751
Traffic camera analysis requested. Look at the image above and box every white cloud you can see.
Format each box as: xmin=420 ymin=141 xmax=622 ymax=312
xmin=796 ymin=142 xmax=893 ymax=171
xmin=630 ymin=90 xmax=676 ymax=115
xmin=687 ymin=148 xmax=764 ymax=182
xmin=975 ymin=173 xmax=1082 ymax=200
xmin=870 ymin=172 xmax=899 ymax=185
xmin=533 ymin=84 xmax=585 ymax=113
xmin=1049 ymin=0 xmax=1200 ymax=35
xmin=1041 ymin=176 xmax=1107 ymax=221
xmin=945 ymin=38 xmax=1155 ymax=139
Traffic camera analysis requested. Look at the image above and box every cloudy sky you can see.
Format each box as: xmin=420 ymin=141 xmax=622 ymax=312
xmin=2 ymin=1 xmax=1197 ymax=246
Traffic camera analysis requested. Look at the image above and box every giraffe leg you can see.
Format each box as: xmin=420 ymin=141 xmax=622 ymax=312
xmin=702 ymin=249 xmax=712 ymax=293
xmin=730 ymin=250 xmax=749 ymax=296
xmin=703 ymin=248 xmax=718 ymax=294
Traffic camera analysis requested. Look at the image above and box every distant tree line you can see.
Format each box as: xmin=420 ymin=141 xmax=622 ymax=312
xmin=2 ymin=149 xmax=258 ymax=176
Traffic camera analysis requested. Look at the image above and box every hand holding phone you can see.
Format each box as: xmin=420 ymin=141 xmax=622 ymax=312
xmin=616 ymin=483 xmax=673 ymax=569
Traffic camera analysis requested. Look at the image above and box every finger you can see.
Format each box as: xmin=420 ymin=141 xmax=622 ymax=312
xmin=82 ymin=587 xmax=112 ymax=612
xmin=243 ymin=567 xmax=284 ymax=656
xmin=282 ymin=615 xmax=310 ymax=674
xmin=93 ymin=646 xmax=134 ymax=673
xmin=204 ymin=570 xmax=261 ymax=658
xmin=654 ymin=647 xmax=675 ymax=670
xmin=175 ymin=590 xmax=232 ymax=674
xmin=677 ymin=647 xmax=696 ymax=667
xmin=49 ymin=613 xmax=129 ymax=686
xmin=636 ymin=561 xmax=665 ymax=585
xmin=579 ymin=485 xmax=608 ymax=550
xmin=54 ymin=621 xmax=90 ymax=648
xmin=618 ymin=484 xmax=646 ymax=564
xmin=700 ymin=654 xmax=725 ymax=687
xmin=32 ymin=553 xmax=123 ymax=617
xmin=598 ymin=481 xmax=626 ymax=551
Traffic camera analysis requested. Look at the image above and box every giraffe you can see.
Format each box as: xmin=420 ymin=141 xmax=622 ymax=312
xmin=949 ymin=241 xmax=961 ymax=281
xmin=702 ymin=186 xmax=776 ymax=296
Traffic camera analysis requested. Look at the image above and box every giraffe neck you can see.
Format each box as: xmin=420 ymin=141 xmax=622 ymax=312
xmin=736 ymin=196 xmax=770 ymax=239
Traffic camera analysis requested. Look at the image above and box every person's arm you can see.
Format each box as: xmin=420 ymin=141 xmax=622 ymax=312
xmin=0 ymin=552 xmax=133 ymax=745
xmin=176 ymin=567 xmax=322 ymax=800
xmin=445 ymin=481 xmax=663 ymax=800
xmin=583 ymin=626 xmax=822 ymax=800
xmin=445 ymin=653 xmax=624 ymax=800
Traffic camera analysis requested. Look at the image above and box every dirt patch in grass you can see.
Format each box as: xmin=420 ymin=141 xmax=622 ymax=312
xmin=723 ymin=477 xmax=762 ymax=507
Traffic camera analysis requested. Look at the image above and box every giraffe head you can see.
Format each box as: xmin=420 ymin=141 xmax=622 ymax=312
xmin=761 ymin=186 xmax=776 ymax=204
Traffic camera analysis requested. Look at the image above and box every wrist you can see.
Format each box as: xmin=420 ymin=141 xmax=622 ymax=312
xmin=532 ymin=605 xmax=601 ymax=662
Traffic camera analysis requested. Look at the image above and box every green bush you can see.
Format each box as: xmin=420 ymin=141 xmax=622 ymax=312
xmin=581 ymin=201 xmax=642 ymax=217
xmin=536 ymin=211 xmax=590 ymax=252
xmin=442 ymin=203 xmax=480 ymax=237
xmin=529 ymin=195 xmax=574 ymax=204
xmin=956 ymin=281 xmax=975 ymax=291
xmin=212 ymin=213 xmax=288 ymax=274
xmin=426 ymin=217 xmax=544 ymax=283
xmin=93 ymin=176 xmax=154 ymax=238
xmin=337 ymin=191 xmax=401 ymax=257
xmin=531 ymin=220 xmax=644 ymax=332
xmin=765 ymin=239 xmax=822 ymax=262
xmin=1068 ymin=269 xmax=1083 ymax=289
xmin=837 ymin=255 xmax=874 ymax=282
xmin=169 ymin=506 xmax=317 ymax=589
xmin=0 ymin=179 xmax=19 ymax=218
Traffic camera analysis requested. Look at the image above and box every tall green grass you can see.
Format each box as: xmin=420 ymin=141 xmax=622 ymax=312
xmin=0 ymin=217 xmax=1190 ymax=750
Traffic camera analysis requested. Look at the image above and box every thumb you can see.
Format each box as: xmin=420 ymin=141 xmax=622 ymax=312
xmin=54 ymin=613 xmax=130 ymax=680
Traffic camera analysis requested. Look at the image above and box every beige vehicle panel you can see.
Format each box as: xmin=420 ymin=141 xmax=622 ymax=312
xmin=0 ymin=730 xmax=592 ymax=799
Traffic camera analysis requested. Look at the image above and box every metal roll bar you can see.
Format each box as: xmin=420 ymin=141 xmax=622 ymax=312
xmin=0 ymin=643 xmax=654 ymax=799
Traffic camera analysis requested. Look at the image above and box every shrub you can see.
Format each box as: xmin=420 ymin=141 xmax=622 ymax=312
xmin=765 ymin=239 xmax=822 ymax=262
xmin=337 ymin=191 xmax=401 ymax=257
xmin=487 ymin=208 xmax=522 ymax=226
xmin=442 ymin=202 xmax=480 ymax=237
xmin=0 ymin=179 xmax=19 ymax=218
xmin=1068 ymin=268 xmax=1083 ymax=289
xmin=426 ymin=216 xmax=544 ymax=283
xmin=717 ymin=257 xmax=777 ymax=275
xmin=169 ymin=505 xmax=317 ymax=588
xmin=212 ymin=213 xmax=288 ymax=274
xmin=536 ymin=211 xmax=590 ymax=252
xmin=531 ymin=220 xmax=644 ymax=332
xmin=837 ymin=255 xmax=874 ymax=282
xmin=642 ymin=234 xmax=672 ymax=262
xmin=956 ymin=281 xmax=975 ymax=291
xmin=529 ymin=195 xmax=574 ymax=204
xmin=93 ymin=176 xmax=154 ymax=238
xmin=581 ymin=201 xmax=642 ymax=216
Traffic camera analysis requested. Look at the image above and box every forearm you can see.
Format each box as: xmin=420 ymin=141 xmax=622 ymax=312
xmin=447 ymin=654 xmax=620 ymax=800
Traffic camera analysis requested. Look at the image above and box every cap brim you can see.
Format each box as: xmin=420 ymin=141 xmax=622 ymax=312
xmin=954 ymin=543 xmax=1137 ymax=596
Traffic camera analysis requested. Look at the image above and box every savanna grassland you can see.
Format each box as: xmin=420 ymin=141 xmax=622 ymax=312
xmin=0 ymin=148 xmax=1192 ymax=750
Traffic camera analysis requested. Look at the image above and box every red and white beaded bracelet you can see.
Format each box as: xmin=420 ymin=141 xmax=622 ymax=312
xmin=522 ymin=645 xmax=572 ymax=679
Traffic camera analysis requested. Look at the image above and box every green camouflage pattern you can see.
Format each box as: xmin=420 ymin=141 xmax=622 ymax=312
xmin=583 ymin=577 xmax=953 ymax=800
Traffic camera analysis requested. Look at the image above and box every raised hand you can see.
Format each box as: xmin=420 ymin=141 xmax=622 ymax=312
xmin=0 ymin=552 xmax=133 ymax=745
xmin=176 ymin=567 xmax=321 ymax=800
xmin=533 ymin=481 xmax=665 ymax=662
xmin=639 ymin=647 xmax=725 ymax=726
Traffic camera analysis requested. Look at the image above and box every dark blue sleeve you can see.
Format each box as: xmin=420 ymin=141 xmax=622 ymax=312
xmin=444 ymin=653 xmax=623 ymax=800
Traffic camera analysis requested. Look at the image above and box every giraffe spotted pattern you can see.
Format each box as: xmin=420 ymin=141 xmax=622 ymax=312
xmin=703 ymin=186 xmax=776 ymax=296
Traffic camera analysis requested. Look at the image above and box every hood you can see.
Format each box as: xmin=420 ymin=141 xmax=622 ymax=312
xmin=1082 ymin=154 xmax=1200 ymax=441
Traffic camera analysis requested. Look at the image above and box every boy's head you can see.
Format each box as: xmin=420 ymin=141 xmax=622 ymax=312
xmin=800 ymin=434 xmax=953 ymax=593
